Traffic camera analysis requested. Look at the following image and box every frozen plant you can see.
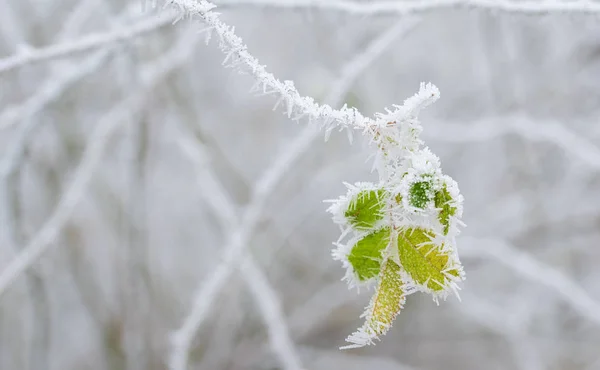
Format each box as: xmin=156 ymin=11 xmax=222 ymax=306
xmin=326 ymin=90 xmax=466 ymax=348
xmin=160 ymin=0 xmax=465 ymax=350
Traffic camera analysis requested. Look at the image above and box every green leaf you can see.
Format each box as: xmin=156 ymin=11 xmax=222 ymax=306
xmin=343 ymin=258 xmax=405 ymax=348
xmin=397 ymin=228 xmax=458 ymax=291
xmin=409 ymin=180 xmax=432 ymax=209
xmin=347 ymin=228 xmax=391 ymax=282
xmin=345 ymin=189 xmax=386 ymax=230
xmin=434 ymin=185 xmax=457 ymax=235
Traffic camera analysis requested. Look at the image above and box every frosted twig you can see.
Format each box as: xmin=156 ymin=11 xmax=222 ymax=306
xmin=461 ymin=237 xmax=600 ymax=326
xmin=168 ymin=208 xmax=260 ymax=370
xmin=164 ymin=0 xmax=374 ymax=135
xmin=425 ymin=115 xmax=600 ymax=170
xmin=0 ymin=11 xmax=174 ymax=75
xmin=217 ymin=0 xmax=600 ymax=15
xmin=0 ymin=49 xmax=113 ymax=131
xmin=168 ymin=18 xmax=416 ymax=367
xmin=0 ymin=31 xmax=196 ymax=299
xmin=176 ymin=133 xmax=303 ymax=370
xmin=164 ymin=0 xmax=440 ymax=151
xmin=240 ymin=257 xmax=303 ymax=369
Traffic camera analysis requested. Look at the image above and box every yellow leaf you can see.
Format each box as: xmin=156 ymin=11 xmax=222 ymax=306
xmin=397 ymin=228 xmax=459 ymax=292
xmin=342 ymin=258 xmax=405 ymax=348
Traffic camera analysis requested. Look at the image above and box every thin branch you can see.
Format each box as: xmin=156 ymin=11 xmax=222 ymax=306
xmin=239 ymin=257 xmax=303 ymax=369
xmin=0 ymin=10 xmax=174 ymax=75
xmin=217 ymin=0 xmax=600 ymax=15
xmin=168 ymin=195 xmax=286 ymax=370
xmin=165 ymin=1 xmax=441 ymax=184
xmin=425 ymin=115 xmax=600 ymax=170
xmin=168 ymin=18 xmax=417 ymax=369
xmin=0 ymin=2 xmax=141 ymax=131
xmin=0 ymin=31 xmax=196 ymax=299
xmin=460 ymin=237 xmax=600 ymax=326
xmin=0 ymin=49 xmax=112 ymax=130
xmin=165 ymin=0 xmax=373 ymax=134
xmin=176 ymin=133 xmax=303 ymax=370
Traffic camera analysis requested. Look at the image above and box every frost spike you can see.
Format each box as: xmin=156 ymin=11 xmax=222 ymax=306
xmin=434 ymin=185 xmax=457 ymax=235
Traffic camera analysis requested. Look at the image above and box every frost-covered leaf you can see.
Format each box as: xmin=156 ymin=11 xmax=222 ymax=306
xmin=347 ymin=228 xmax=391 ymax=283
xmin=434 ymin=185 xmax=457 ymax=235
xmin=344 ymin=188 xmax=386 ymax=230
xmin=322 ymin=82 xmax=465 ymax=347
xmin=397 ymin=228 xmax=459 ymax=292
xmin=408 ymin=180 xmax=432 ymax=209
xmin=342 ymin=258 xmax=405 ymax=349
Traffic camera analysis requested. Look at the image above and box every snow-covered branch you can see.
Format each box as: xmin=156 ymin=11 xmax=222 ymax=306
xmin=165 ymin=0 xmax=375 ymax=135
xmin=0 ymin=10 xmax=174 ymax=75
xmin=239 ymin=256 xmax=304 ymax=370
xmin=217 ymin=0 xmax=600 ymax=15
